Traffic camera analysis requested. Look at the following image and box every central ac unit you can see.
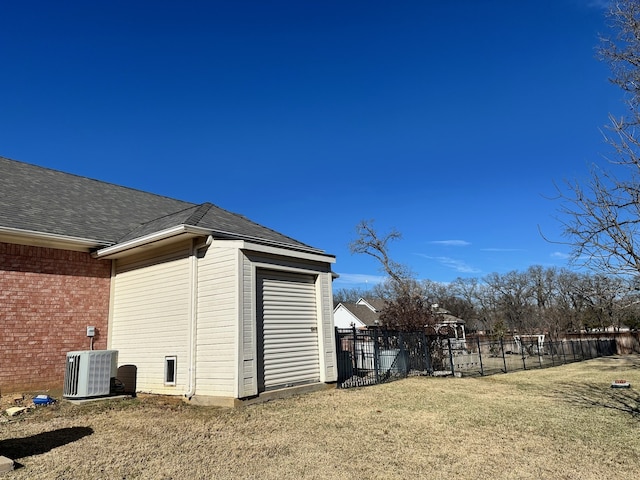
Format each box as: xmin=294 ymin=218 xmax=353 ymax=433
xmin=63 ymin=350 xmax=118 ymax=399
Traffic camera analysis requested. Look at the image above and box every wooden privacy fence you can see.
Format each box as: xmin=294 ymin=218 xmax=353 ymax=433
xmin=335 ymin=327 xmax=638 ymax=389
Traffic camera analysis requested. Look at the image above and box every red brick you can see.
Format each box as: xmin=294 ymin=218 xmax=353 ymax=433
xmin=0 ymin=242 xmax=111 ymax=392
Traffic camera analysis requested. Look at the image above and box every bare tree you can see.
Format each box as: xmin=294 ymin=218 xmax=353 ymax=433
xmin=554 ymin=269 xmax=587 ymax=333
xmin=450 ymin=277 xmax=491 ymax=332
xmin=555 ymin=1 xmax=640 ymax=276
xmin=349 ymin=219 xmax=414 ymax=295
xmin=484 ymin=270 xmax=537 ymax=334
xmin=378 ymin=293 xmax=435 ymax=331
xmin=333 ymin=287 xmax=375 ymax=304
xmin=421 ymin=279 xmax=449 ymax=305
xmin=422 ymin=278 xmax=478 ymax=329
xmin=350 ymin=220 xmax=428 ymax=329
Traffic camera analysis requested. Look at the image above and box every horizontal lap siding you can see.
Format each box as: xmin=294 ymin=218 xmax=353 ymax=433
xmin=319 ymin=272 xmax=337 ymax=381
xmin=240 ymin=253 xmax=255 ymax=397
xmin=196 ymin=246 xmax=238 ymax=397
xmin=111 ymin=242 xmax=191 ymax=394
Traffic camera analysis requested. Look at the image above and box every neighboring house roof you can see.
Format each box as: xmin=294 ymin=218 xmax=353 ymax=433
xmin=0 ymin=156 xmax=330 ymax=256
xmin=334 ymin=298 xmax=385 ymax=327
xmin=357 ymin=297 xmax=385 ymax=312
xmin=335 ymin=303 xmax=381 ymax=327
xmin=334 ymin=298 xmax=467 ymax=330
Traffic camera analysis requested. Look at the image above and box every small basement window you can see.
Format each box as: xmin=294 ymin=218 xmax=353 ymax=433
xmin=165 ymin=356 xmax=177 ymax=386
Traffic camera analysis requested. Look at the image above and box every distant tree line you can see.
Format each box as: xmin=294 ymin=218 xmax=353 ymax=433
xmin=334 ymin=265 xmax=640 ymax=336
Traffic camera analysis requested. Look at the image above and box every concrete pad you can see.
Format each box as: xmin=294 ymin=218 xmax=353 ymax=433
xmin=188 ymin=382 xmax=336 ymax=408
xmin=236 ymin=382 xmax=336 ymax=407
xmin=65 ymin=394 xmax=132 ymax=405
xmin=0 ymin=456 xmax=14 ymax=474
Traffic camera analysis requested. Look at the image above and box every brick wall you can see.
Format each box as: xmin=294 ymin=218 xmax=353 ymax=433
xmin=0 ymin=242 xmax=112 ymax=393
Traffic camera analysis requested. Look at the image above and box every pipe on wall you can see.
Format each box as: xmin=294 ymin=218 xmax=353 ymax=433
xmin=185 ymin=235 xmax=213 ymax=400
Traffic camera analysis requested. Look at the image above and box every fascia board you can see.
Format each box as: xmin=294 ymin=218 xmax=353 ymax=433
xmin=207 ymin=229 xmax=329 ymax=257
xmin=356 ymin=298 xmax=378 ymax=312
xmin=93 ymin=225 xmax=211 ymax=258
xmin=236 ymin=240 xmax=336 ymax=264
xmin=0 ymin=226 xmax=110 ymax=252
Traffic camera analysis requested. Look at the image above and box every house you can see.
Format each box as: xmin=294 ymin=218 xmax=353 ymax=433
xmin=334 ymin=298 xmax=466 ymax=343
xmin=333 ymin=298 xmax=385 ymax=329
xmin=0 ymin=156 xmax=337 ymax=405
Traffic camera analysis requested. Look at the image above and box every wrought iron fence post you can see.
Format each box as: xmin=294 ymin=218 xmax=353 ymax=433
xmin=422 ymin=330 xmax=432 ymax=374
xmin=537 ymin=338 xmax=543 ymax=369
xmin=447 ymin=337 xmax=455 ymax=376
xmin=521 ymin=338 xmax=527 ymax=370
xmin=399 ymin=331 xmax=407 ymax=377
xmin=578 ymin=339 xmax=584 ymax=360
xmin=373 ymin=328 xmax=380 ymax=384
xmin=334 ymin=327 xmax=342 ymax=386
xmin=585 ymin=338 xmax=590 ymax=358
xmin=477 ymin=335 xmax=484 ymax=376
xmin=549 ymin=338 xmax=555 ymax=367
xmin=352 ymin=325 xmax=359 ymax=376
xmin=560 ymin=339 xmax=567 ymax=364
xmin=500 ymin=338 xmax=507 ymax=373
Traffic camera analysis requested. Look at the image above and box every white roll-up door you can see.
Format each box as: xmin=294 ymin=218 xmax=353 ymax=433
xmin=257 ymin=270 xmax=320 ymax=391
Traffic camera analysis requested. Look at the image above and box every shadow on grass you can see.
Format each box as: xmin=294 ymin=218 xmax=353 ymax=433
xmin=573 ymin=355 xmax=640 ymax=372
xmin=0 ymin=426 xmax=93 ymax=461
xmin=558 ymin=383 xmax=640 ymax=418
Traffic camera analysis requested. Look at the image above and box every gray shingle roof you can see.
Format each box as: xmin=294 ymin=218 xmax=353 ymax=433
xmin=0 ymin=156 xmax=323 ymax=253
xmin=360 ymin=298 xmax=385 ymax=311
xmin=339 ymin=302 xmax=382 ymax=327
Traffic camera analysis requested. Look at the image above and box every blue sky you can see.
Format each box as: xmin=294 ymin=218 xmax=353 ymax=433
xmin=0 ymin=1 xmax=621 ymax=288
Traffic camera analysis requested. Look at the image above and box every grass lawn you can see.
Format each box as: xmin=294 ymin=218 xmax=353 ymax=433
xmin=1 ymin=355 xmax=639 ymax=479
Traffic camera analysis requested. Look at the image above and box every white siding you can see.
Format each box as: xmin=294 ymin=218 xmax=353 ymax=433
xmin=111 ymin=241 xmax=191 ymax=395
xmin=239 ymin=252 xmax=256 ymax=397
xmin=110 ymin=239 xmax=336 ymax=401
xmin=318 ymin=271 xmax=338 ymax=382
xmin=333 ymin=305 xmax=366 ymax=329
xmin=195 ymin=245 xmax=238 ymax=397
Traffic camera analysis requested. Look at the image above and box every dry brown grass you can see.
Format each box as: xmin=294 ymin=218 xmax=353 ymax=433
xmin=2 ymin=355 xmax=640 ymax=479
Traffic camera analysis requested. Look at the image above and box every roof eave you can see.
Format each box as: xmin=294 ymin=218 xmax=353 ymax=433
xmin=93 ymin=225 xmax=211 ymax=259
xmin=93 ymin=225 xmax=335 ymax=262
xmin=0 ymin=226 xmax=110 ymax=252
xmin=206 ymin=228 xmax=330 ymax=257
xmin=238 ymin=239 xmax=336 ymax=264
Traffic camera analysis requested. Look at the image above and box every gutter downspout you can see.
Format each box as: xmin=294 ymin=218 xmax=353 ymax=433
xmin=185 ymin=235 xmax=213 ymax=400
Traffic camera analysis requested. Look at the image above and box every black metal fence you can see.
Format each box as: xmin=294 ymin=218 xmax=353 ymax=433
xmin=335 ymin=327 xmax=619 ymax=389
xmin=455 ymin=334 xmax=617 ymax=378
xmin=335 ymin=327 xmax=429 ymax=388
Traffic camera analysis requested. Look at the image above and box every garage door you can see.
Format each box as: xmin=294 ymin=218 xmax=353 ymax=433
xmin=257 ymin=270 xmax=320 ymax=391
